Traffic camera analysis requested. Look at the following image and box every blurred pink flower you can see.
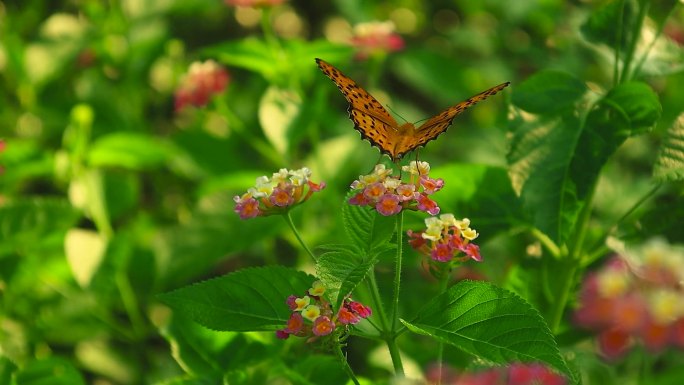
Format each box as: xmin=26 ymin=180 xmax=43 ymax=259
xmin=574 ymin=238 xmax=684 ymax=358
xmin=349 ymin=21 xmax=404 ymax=59
xmin=224 ymin=0 xmax=285 ymax=7
xmin=174 ymin=60 xmax=229 ymax=111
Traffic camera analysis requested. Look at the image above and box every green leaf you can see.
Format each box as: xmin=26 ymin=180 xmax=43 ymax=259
xmin=341 ymin=193 xmax=396 ymax=255
xmin=507 ymin=115 xmax=583 ymax=243
xmin=88 ymin=132 xmax=175 ymax=170
xmin=432 ymin=164 xmax=525 ymax=237
xmin=402 ymin=280 xmax=572 ymax=381
xmin=259 ymin=86 xmax=301 ymax=156
xmin=570 ymin=81 xmax=661 ymax=197
xmin=654 ymin=114 xmax=684 ymax=182
xmin=160 ymin=314 xmax=269 ymax=380
xmin=15 ymin=357 xmax=86 ymax=385
xmin=0 ymin=198 xmax=79 ymax=256
xmin=159 ymin=266 xmax=315 ymax=331
xmin=316 ymin=248 xmax=377 ymax=309
xmin=581 ymin=0 xmax=636 ymax=54
xmin=511 ymin=70 xmax=587 ymax=115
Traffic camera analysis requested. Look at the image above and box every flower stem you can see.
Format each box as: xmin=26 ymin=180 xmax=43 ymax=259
xmin=333 ymin=338 xmax=361 ymax=385
xmin=435 ymin=271 xmax=451 ymax=385
xmin=283 ymin=212 xmax=317 ymax=262
xmin=391 ymin=212 xmax=404 ymax=330
xmin=367 ymin=269 xmax=404 ymax=375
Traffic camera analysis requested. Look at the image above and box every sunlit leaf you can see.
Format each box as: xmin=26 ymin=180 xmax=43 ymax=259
xmin=402 ymin=280 xmax=572 ymax=381
xmin=159 ymin=266 xmax=315 ymax=331
xmin=654 ymin=113 xmax=684 ymax=182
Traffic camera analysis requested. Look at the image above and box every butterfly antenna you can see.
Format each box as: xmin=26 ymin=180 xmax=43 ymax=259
xmin=385 ymin=104 xmax=410 ymax=124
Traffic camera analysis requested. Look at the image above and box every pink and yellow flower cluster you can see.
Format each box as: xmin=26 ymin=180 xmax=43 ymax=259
xmin=348 ymin=161 xmax=442 ymax=216
xmin=407 ymin=214 xmax=482 ymax=263
xmin=574 ymin=238 xmax=684 ymax=359
xmin=175 ymin=60 xmax=230 ymax=111
xmin=276 ymin=281 xmax=372 ymax=340
xmin=234 ymin=167 xmax=325 ymax=219
xmin=426 ymin=362 xmax=566 ymax=385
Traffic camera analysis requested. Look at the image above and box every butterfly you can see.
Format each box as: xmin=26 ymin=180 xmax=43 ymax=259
xmin=316 ymin=58 xmax=510 ymax=162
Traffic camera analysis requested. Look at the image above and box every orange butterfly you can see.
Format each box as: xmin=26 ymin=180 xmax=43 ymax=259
xmin=316 ymin=58 xmax=509 ymax=162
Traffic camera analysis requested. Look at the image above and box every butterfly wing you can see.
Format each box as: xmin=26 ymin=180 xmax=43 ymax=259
xmin=393 ymin=81 xmax=511 ymax=159
xmin=316 ymin=58 xmax=401 ymax=160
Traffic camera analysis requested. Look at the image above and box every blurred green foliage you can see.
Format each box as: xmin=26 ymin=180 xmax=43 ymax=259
xmin=1 ymin=0 xmax=684 ymax=384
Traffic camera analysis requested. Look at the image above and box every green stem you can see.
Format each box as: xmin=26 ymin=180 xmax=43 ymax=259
xmin=435 ymin=271 xmax=451 ymax=385
xmin=333 ymin=338 xmax=361 ymax=385
xmin=391 ymin=212 xmax=404 ymax=330
xmin=367 ymin=269 xmax=404 ymax=375
xmin=283 ymin=212 xmax=317 ymax=262
xmin=620 ymin=0 xmax=649 ymax=83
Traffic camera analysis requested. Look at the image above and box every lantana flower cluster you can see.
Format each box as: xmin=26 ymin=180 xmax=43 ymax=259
xmin=574 ymin=238 xmax=684 ymax=359
xmin=234 ymin=167 xmax=325 ymax=219
xmin=174 ymin=60 xmax=230 ymax=111
xmin=349 ymin=21 xmax=405 ymax=60
xmin=426 ymin=362 xmax=566 ymax=385
xmin=276 ymin=281 xmax=372 ymax=340
xmin=348 ymin=161 xmax=443 ymax=216
xmin=407 ymin=214 xmax=482 ymax=264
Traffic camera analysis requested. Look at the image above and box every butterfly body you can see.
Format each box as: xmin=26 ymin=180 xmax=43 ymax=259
xmin=316 ymin=58 xmax=509 ymax=162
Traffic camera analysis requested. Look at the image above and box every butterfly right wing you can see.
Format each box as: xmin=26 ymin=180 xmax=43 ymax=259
xmin=316 ymin=58 xmax=400 ymax=160
xmin=394 ymin=81 xmax=510 ymax=159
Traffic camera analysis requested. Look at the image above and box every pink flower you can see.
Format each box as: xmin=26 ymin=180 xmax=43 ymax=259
xmin=233 ymin=196 xmax=260 ymax=219
xmin=276 ymin=283 xmax=372 ymax=342
xmin=312 ymin=316 xmax=335 ymax=336
xmin=224 ymin=0 xmax=285 ymax=7
xmin=430 ymin=243 xmax=453 ymax=262
xmin=348 ymin=301 xmax=372 ymax=318
xmin=233 ymin=167 xmax=325 ymax=219
xmin=348 ymin=161 xmax=444 ymax=216
xmin=349 ymin=21 xmax=404 ymax=60
xmin=597 ymin=328 xmax=631 ymax=360
xmin=407 ymin=214 xmax=483 ymax=268
xmin=175 ymin=60 xmax=229 ymax=111
xmin=419 ymin=176 xmax=444 ymax=194
xmin=376 ymin=194 xmax=402 ymax=216
xmin=270 ymin=186 xmax=294 ymax=207
xmin=337 ymin=307 xmax=359 ymax=325
xmin=286 ymin=295 xmax=298 ymax=311
xmin=416 ymin=194 xmax=440 ymax=215
xmin=285 ymin=312 xmax=304 ymax=334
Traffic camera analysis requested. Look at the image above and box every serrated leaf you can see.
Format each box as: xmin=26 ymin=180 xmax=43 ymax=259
xmin=159 ymin=266 xmax=315 ymax=331
xmin=341 ymin=194 xmax=395 ymax=255
xmin=316 ymin=249 xmax=377 ymax=309
xmin=507 ymin=115 xmax=583 ymax=243
xmin=512 ymin=70 xmax=587 ymax=115
xmin=0 ymin=198 xmax=79 ymax=256
xmin=654 ymin=113 xmax=684 ymax=181
xmin=402 ymin=280 xmax=572 ymax=381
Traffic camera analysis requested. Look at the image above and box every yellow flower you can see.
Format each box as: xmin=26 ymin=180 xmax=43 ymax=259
xmin=302 ymin=305 xmax=321 ymax=321
xmin=308 ymin=281 xmax=326 ymax=297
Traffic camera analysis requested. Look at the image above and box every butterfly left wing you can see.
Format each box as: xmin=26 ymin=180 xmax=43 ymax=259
xmin=316 ymin=58 xmax=402 ymax=160
xmin=394 ymin=81 xmax=510 ymax=159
